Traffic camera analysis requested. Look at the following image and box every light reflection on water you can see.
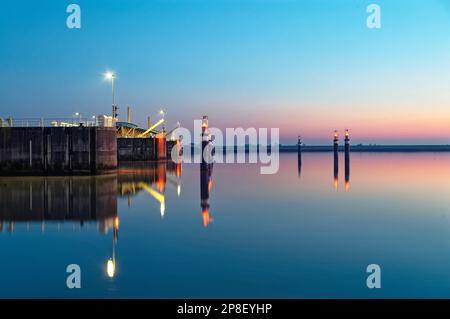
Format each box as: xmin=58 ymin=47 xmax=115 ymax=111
xmin=0 ymin=153 xmax=450 ymax=298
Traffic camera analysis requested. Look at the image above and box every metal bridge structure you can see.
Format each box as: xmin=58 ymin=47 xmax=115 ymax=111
xmin=115 ymin=107 xmax=180 ymax=140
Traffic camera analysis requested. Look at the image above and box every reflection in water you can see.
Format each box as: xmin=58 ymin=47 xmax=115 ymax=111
xmin=0 ymin=175 xmax=120 ymax=278
xmin=200 ymin=115 xmax=215 ymax=227
xmin=200 ymin=165 xmax=214 ymax=228
xmin=2 ymin=153 xmax=450 ymax=297
xmin=344 ymin=130 xmax=350 ymax=192
xmin=0 ymin=175 xmax=118 ymax=233
xmin=107 ymin=218 xmax=119 ymax=278
xmin=297 ymin=136 xmax=302 ymax=178
xmin=333 ymin=130 xmax=339 ymax=190
xmin=0 ymin=163 xmax=183 ymax=280
xmin=117 ymin=162 xmax=182 ymax=218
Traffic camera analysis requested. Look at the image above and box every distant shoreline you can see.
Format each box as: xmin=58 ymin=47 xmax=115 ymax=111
xmin=280 ymin=145 xmax=450 ymax=152
xmin=191 ymin=144 xmax=450 ymax=153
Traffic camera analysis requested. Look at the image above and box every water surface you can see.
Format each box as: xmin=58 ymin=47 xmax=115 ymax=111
xmin=1 ymin=153 xmax=450 ymax=298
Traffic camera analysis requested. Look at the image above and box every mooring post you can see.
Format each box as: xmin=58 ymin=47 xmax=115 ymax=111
xmin=201 ymin=115 xmax=211 ymax=171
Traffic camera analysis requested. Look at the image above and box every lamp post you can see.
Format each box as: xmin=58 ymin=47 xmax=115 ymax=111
xmin=74 ymin=112 xmax=81 ymax=125
xmin=104 ymin=71 xmax=116 ymax=120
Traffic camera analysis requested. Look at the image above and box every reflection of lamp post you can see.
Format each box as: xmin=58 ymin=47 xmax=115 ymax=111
xmin=107 ymin=258 xmax=115 ymax=278
xmin=106 ymin=216 xmax=119 ymax=278
xmin=160 ymin=202 xmax=165 ymax=218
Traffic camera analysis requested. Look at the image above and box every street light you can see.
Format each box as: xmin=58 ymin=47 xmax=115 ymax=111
xmin=104 ymin=71 xmax=116 ymax=119
xmin=74 ymin=112 xmax=81 ymax=124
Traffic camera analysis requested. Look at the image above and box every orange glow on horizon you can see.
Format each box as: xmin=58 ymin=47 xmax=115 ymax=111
xmin=219 ymin=107 xmax=450 ymax=143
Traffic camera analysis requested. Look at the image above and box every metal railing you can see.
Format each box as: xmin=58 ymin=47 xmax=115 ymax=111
xmin=0 ymin=117 xmax=99 ymax=128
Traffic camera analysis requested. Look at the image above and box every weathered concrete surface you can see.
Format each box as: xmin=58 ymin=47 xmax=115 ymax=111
xmin=117 ymin=137 xmax=167 ymax=161
xmin=0 ymin=127 xmax=117 ymax=175
xmin=166 ymin=140 xmax=182 ymax=160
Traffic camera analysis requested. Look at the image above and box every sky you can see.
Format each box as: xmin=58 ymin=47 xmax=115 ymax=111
xmin=0 ymin=0 xmax=449 ymax=145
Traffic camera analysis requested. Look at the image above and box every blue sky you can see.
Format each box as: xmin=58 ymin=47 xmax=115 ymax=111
xmin=0 ymin=0 xmax=449 ymax=144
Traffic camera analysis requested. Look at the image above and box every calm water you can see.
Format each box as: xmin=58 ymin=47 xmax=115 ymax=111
xmin=1 ymin=152 xmax=450 ymax=298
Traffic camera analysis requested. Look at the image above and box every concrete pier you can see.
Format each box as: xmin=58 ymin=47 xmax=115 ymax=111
xmin=117 ymin=136 xmax=179 ymax=162
xmin=0 ymin=127 xmax=117 ymax=175
xmin=117 ymin=137 xmax=162 ymax=161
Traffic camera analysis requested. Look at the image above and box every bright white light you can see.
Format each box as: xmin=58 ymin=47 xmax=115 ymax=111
xmin=107 ymin=258 xmax=115 ymax=278
xmin=160 ymin=202 xmax=165 ymax=217
xmin=177 ymin=185 xmax=181 ymax=197
xmin=104 ymin=71 xmax=115 ymax=80
xmin=75 ymin=112 xmax=79 ymax=116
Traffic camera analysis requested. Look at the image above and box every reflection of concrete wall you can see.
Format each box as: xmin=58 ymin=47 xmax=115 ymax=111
xmin=0 ymin=175 xmax=117 ymax=224
xmin=117 ymin=162 xmax=167 ymax=196
xmin=0 ymin=127 xmax=117 ymax=175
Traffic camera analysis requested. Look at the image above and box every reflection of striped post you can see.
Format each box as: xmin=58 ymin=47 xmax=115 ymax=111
xmin=200 ymin=117 xmax=214 ymax=226
xmin=200 ymin=166 xmax=213 ymax=227
xmin=297 ymin=136 xmax=302 ymax=176
xmin=345 ymin=129 xmax=350 ymax=192
xmin=333 ymin=131 xmax=339 ymax=189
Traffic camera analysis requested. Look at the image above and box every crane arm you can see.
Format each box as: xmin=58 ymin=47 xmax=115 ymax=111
xmin=137 ymin=118 xmax=165 ymax=137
